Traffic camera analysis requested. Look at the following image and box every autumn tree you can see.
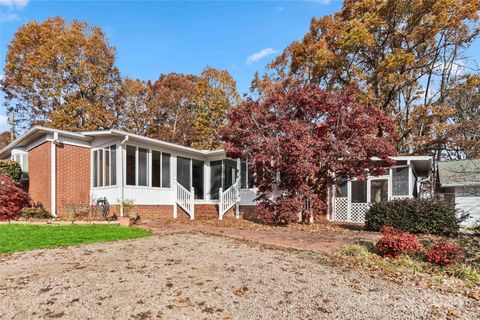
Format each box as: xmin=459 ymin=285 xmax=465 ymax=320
xmin=191 ymin=67 xmax=240 ymax=150
xmin=0 ymin=131 xmax=10 ymax=149
xmin=147 ymin=73 xmax=198 ymax=145
xmin=221 ymin=85 xmax=397 ymax=224
xmin=1 ymin=17 xmax=121 ymax=132
xmin=118 ymin=78 xmax=152 ymax=136
xmin=267 ymin=0 xmax=480 ymax=160
xmin=0 ymin=174 xmax=30 ymax=221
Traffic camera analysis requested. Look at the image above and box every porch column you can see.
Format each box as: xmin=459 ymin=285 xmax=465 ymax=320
xmin=347 ymin=181 xmax=352 ymax=221
xmin=236 ymin=158 xmax=240 ymax=219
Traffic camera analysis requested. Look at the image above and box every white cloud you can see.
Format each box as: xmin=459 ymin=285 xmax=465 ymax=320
xmin=0 ymin=0 xmax=29 ymax=9
xmin=0 ymin=13 xmax=19 ymax=23
xmin=246 ymin=48 xmax=278 ymax=65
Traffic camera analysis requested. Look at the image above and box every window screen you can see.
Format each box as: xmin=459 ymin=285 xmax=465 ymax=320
xmin=138 ymin=148 xmax=148 ymax=186
xmin=93 ymin=151 xmax=98 ymax=187
xmin=152 ymin=150 xmax=161 ymax=187
xmin=241 ymin=161 xmax=247 ymax=189
xmin=392 ymin=166 xmax=409 ymax=196
xmin=126 ymin=145 xmax=136 ymax=186
xmin=105 ymin=148 xmax=110 ymax=186
xmin=177 ymin=157 xmax=191 ymax=189
xmin=110 ymin=146 xmax=116 ymax=185
xmin=223 ymin=159 xmax=237 ymax=189
xmin=210 ymin=160 xmax=222 ymax=199
xmin=98 ymin=150 xmax=104 ymax=187
xmin=336 ymin=179 xmax=348 ymax=197
xmin=351 ymin=180 xmax=367 ymax=203
xmin=162 ymin=153 xmax=171 ymax=188
xmin=192 ymin=160 xmax=204 ymax=199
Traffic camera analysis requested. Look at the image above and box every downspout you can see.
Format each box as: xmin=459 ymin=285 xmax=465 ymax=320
xmin=119 ymin=135 xmax=129 ymax=217
xmin=51 ymin=132 xmax=59 ymax=217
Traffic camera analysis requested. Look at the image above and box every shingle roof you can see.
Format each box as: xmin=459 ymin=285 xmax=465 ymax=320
xmin=438 ymin=159 xmax=480 ymax=187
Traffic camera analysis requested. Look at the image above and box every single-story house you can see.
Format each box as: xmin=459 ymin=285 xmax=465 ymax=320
xmin=439 ymin=159 xmax=480 ymax=226
xmin=0 ymin=126 xmax=432 ymax=223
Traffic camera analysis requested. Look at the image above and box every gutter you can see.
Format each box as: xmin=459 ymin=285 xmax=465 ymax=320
xmin=51 ymin=132 xmax=59 ymax=217
xmin=119 ymin=135 xmax=129 ymax=217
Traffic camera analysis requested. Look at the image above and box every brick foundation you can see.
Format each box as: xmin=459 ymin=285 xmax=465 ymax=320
xmin=133 ymin=205 xmax=174 ymax=220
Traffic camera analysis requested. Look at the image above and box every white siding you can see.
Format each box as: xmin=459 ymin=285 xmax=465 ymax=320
xmin=456 ymin=196 xmax=480 ymax=227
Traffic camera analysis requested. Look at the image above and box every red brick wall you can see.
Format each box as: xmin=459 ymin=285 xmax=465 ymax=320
xmin=56 ymin=143 xmax=90 ymax=217
xmin=133 ymin=205 xmax=173 ymax=220
xmin=28 ymin=142 xmax=51 ymax=211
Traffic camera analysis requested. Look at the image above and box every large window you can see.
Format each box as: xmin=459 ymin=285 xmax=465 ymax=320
xmin=152 ymin=150 xmax=171 ymax=188
xmin=126 ymin=146 xmax=171 ymax=188
xmin=392 ymin=166 xmax=409 ymax=196
xmin=93 ymin=145 xmax=117 ymax=187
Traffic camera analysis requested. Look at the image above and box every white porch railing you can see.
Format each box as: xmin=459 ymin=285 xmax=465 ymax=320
xmin=219 ymin=181 xmax=240 ymax=220
xmin=174 ymin=179 xmax=194 ymax=220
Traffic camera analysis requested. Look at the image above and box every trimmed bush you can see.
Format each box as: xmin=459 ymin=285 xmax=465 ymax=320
xmin=0 ymin=160 xmax=22 ymax=181
xmin=0 ymin=174 xmax=30 ymax=221
xmin=375 ymin=226 xmax=422 ymax=259
xmin=365 ymin=198 xmax=463 ymax=236
xmin=20 ymin=203 xmax=51 ymax=219
xmin=426 ymin=242 xmax=464 ymax=267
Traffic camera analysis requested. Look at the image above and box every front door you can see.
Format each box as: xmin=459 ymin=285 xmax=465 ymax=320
xmin=370 ymin=179 xmax=388 ymax=203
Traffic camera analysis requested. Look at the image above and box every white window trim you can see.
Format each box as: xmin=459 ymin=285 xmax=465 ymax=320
xmin=125 ymin=145 xmax=172 ymax=189
xmin=92 ymin=145 xmax=117 ymax=189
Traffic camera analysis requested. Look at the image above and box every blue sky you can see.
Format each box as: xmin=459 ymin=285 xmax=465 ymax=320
xmin=0 ymin=0 xmax=341 ymax=131
xmin=0 ymin=1 xmax=478 ymax=133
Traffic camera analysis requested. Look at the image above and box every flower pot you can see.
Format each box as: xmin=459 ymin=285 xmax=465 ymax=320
xmin=119 ymin=216 xmax=134 ymax=227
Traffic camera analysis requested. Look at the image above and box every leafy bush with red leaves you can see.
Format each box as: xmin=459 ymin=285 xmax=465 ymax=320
xmin=426 ymin=242 xmax=464 ymax=267
xmin=375 ymin=226 xmax=422 ymax=259
xmin=0 ymin=174 xmax=30 ymax=221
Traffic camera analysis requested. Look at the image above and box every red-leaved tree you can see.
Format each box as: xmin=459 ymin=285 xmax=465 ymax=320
xmin=0 ymin=175 xmax=30 ymax=221
xmin=221 ymin=85 xmax=397 ymax=224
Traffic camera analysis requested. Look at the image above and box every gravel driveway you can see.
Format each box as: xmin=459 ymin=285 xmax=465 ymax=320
xmin=1 ymin=233 xmax=478 ymax=319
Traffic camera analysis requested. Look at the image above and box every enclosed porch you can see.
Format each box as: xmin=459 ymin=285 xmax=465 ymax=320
xmin=331 ymin=156 xmax=431 ymax=223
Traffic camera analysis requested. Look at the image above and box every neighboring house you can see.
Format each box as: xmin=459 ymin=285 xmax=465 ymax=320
xmin=439 ymin=159 xmax=480 ymax=227
xmin=329 ymin=156 xmax=432 ymax=223
xmin=0 ymin=126 xmax=431 ymax=223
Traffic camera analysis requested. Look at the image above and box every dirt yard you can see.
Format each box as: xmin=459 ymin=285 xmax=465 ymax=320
xmin=1 ymin=233 xmax=479 ymax=320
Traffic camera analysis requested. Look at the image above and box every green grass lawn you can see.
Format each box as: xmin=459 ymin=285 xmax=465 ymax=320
xmin=0 ymin=224 xmax=151 ymax=254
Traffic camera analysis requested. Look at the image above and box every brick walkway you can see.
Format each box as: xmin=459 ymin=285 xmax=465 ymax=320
xmin=139 ymin=218 xmax=380 ymax=254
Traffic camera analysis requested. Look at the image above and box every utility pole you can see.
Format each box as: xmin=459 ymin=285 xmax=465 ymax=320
xmin=9 ymin=112 xmax=15 ymax=141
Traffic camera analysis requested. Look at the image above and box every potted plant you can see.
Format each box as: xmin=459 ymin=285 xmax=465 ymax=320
xmin=118 ymin=199 xmax=137 ymax=226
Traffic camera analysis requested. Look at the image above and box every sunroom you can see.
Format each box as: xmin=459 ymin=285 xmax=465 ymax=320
xmin=330 ymin=156 xmax=431 ymax=223
xmin=88 ymin=130 xmax=256 ymax=220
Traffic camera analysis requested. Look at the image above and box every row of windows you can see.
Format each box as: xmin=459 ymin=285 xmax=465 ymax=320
xmin=93 ymin=145 xmax=117 ymax=187
xmin=126 ymin=145 xmax=171 ymax=188
xmin=334 ymin=166 xmax=412 ymax=202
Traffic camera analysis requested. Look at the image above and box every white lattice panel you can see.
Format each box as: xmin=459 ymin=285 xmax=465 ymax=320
xmin=334 ymin=198 xmax=348 ymax=221
xmin=351 ymin=203 xmax=370 ymax=223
